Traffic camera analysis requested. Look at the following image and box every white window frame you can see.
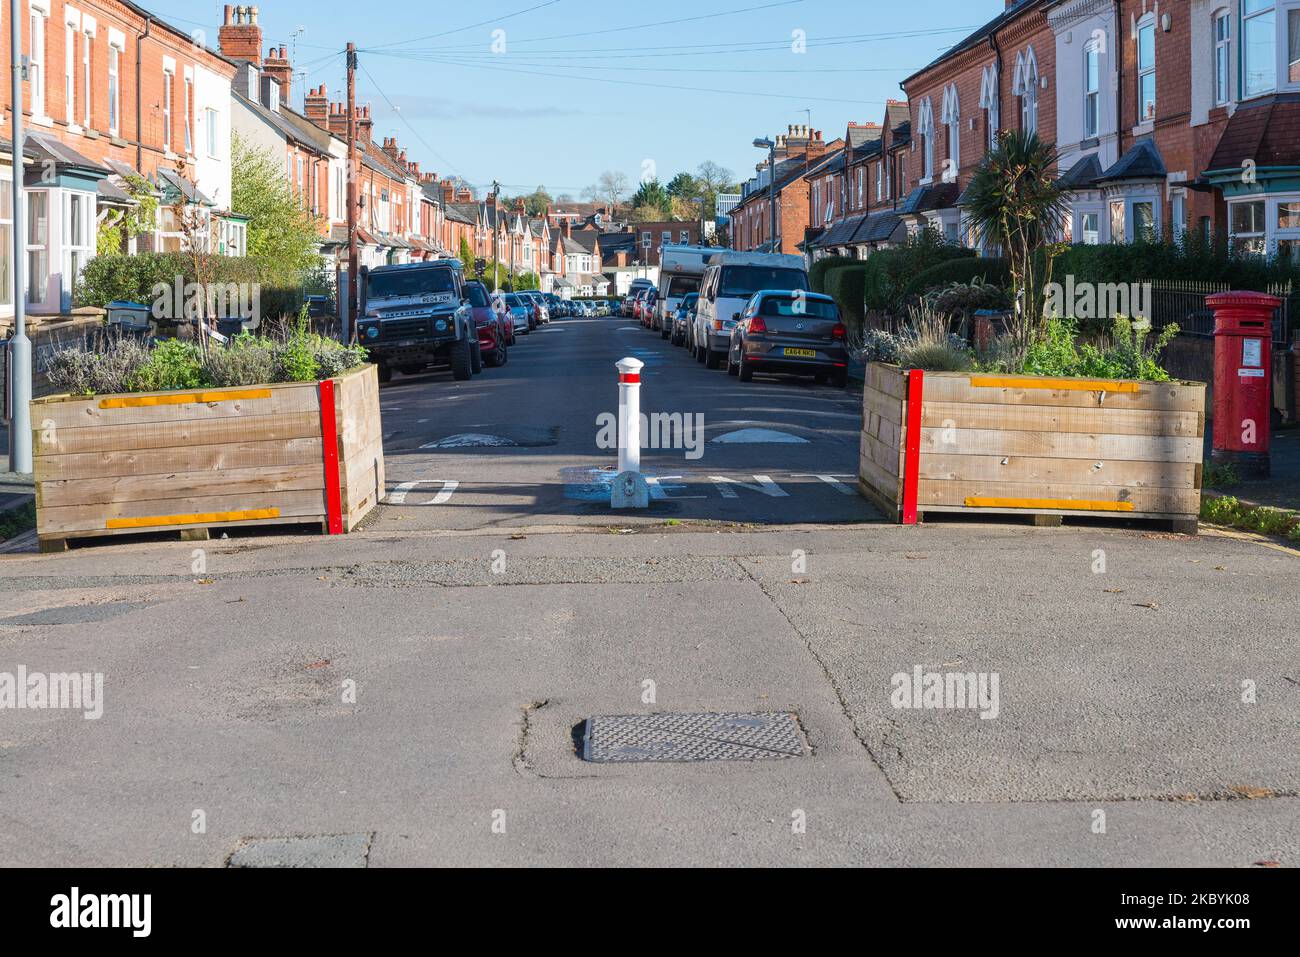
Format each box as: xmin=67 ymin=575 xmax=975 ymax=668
xmin=108 ymin=35 xmax=123 ymax=136
xmin=980 ymin=63 xmax=1000 ymax=150
xmin=1170 ymin=190 xmax=1188 ymax=243
xmin=876 ymin=161 xmax=883 ymax=202
xmin=0 ymin=169 xmax=13 ymax=309
xmin=941 ymin=83 xmax=960 ymax=182
xmin=82 ymin=23 xmax=94 ymax=129
xmin=162 ymin=64 xmax=174 ymax=153
xmin=29 ymin=8 xmax=47 ymax=121
xmin=1079 ymin=209 xmax=1101 ymax=245
xmin=64 ymin=190 xmax=94 ymax=302
xmin=1013 ymin=49 xmax=1039 ymax=135
xmin=1084 ymin=39 xmax=1101 ymax=139
xmin=25 ymin=190 xmax=50 ymax=307
xmin=63 ymin=15 xmax=77 ymax=125
xmin=205 ymin=107 xmax=218 ymax=158
xmin=183 ymin=71 xmax=193 ymax=156
xmin=1214 ymin=9 xmax=1232 ymax=105
xmin=916 ymin=97 xmax=935 ymax=183
xmin=1137 ymin=16 xmax=1157 ymax=122
xmin=1242 ymin=0 xmax=1277 ymax=98
xmin=1228 ymin=197 xmax=1267 ymax=257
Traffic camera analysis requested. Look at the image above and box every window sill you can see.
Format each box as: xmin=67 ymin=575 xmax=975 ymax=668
xmin=1131 ymin=120 xmax=1154 ymax=136
xmin=31 ymin=115 xmax=55 ymax=128
xmin=66 ymin=123 xmax=83 ymax=135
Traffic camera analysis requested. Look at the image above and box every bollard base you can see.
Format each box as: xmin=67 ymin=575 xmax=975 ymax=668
xmin=1211 ymin=448 xmax=1270 ymax=479
xmin=610 ymin=471 xmax=650 ymax=509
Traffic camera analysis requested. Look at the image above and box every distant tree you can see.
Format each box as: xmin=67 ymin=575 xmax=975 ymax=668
xmin=458 ymin=236 xmax=475 ymax=274
xmin=230 ymin=132 xmax=321 ymax=282
xmin=628 ymin=203 xmax=670 ymax=224
xmin=555 ymin=193 xmax=575 ymax=204
xmin=525 ymin=186 xmax=553 ymax=217
xmin=592 ymin=170 xmax=631 ymax=211
xmin=695 ymin=160 xmax=735 ymax=219
xmin=631 ymin=179 xmax=670 ymax=213
xmin=666 ymin=172 xmax=701 ymax=199
xmin=669 ymin=196 xmax=702 ymax=223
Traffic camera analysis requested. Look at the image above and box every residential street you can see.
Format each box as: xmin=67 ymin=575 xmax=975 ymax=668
xmin=1 ymin=317 xmax=1295 ymax=868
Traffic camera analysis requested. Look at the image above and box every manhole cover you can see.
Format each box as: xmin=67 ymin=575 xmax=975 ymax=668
xmin=581 ymin=712 xmax=806 ymax=763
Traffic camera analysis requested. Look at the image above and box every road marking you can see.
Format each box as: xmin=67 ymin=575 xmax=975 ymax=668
xmin=646 ymin=476 xmax=707 ymax=501
xmin=420 ymin=433 xmax=517 ymax=449
xmin=386 ymin=480 xmax=459 ymax=506
xmin=711 ymin=428 xmax=809 ymax=444
xmin=709 ymin=475 xmax=789 ymax=499
xmin=791 ymin=473 xmax=857 ymax=495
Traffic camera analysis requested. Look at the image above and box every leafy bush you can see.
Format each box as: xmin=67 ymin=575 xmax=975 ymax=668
xmin=897 ymin=303 xmax=973 ymax=372
xmin=1010 ymin=316 xmax=1179 ymax=381
xmin=128 ymin=339 xmax=204 ymax=392
xmin=810 ymin=256 xmax=857 ymax=294
xmin=862 ymin=230 xmax=974 ymax=313
xmin=823 ymin=264 xmax=869 ymax=332
xmin=899 ymin=257 xmax=1011 ymax=304
xmin=1201 ymin=495 xmax=1299 ymax=539
xmin=861 ymin=329 xmax=902 ymax=364
xmin=1053 ymin=238 xmax=1300 ymax=289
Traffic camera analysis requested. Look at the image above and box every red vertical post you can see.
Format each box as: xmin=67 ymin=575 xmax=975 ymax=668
xmin=901 ymin=369 xmax=925 ymax=526
xmin=319 ymin=379 xmax=344 ymax=535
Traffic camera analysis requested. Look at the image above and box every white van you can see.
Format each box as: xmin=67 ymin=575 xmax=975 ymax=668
xmin=691 ymin=251 xmax=809 ymax=368
xmin=655 ymin=245 xmax=722 ymax=339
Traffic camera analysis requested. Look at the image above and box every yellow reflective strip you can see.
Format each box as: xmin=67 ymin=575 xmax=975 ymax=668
xmin=968 ymin=376 xmax=1141 ymax=393
xmin=106 ymin=508 xmax=281 ymax=530
xmin=964 ymin=497 xmax=1135 ymax=513
xmin=98 ymin=388 xmax=273 ymax=409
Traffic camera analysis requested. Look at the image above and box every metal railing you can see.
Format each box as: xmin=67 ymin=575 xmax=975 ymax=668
xmin=1148 ymin=279 xmax=1295 ymax=345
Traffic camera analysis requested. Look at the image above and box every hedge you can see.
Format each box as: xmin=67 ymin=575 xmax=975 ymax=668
xmin=76 ymin=253 xmax=309 ymax=321
xmin=899 ymin=257 xmax=1011 ymax=304
xmin=1052 ymin=239 xmax=1300 ymax=289
xmin=862 ymin=241 xmax=974 ymax=313
xmin=823 ymin=264 xmax=869 ymax=331
xmin=809 ymin=255 xmax=857 ymax=294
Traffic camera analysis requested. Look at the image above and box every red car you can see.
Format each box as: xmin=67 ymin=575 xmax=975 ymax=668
xmin=464 ymin=280 xmax=510 ymax=367
xmin=640 ymin=289 xmax=659 ymax=328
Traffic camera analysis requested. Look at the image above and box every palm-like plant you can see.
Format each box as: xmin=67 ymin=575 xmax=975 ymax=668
xmin=961 ymin=130 xmax=1068 ymax=352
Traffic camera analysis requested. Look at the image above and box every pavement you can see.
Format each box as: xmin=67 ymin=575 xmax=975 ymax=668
xmin=1203 ymin=426 xmax=1300 ymax=511
xmin=0 ymin=316 xmax=1296 ymax=867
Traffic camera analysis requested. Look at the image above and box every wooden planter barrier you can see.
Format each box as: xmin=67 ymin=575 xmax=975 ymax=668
xmin=31 ymin=364 xmax=384 ymax=551
xmin=859 ymin=362 xmax=1206 ymax=531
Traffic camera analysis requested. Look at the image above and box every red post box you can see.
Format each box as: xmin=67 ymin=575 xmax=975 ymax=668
xmin=1206 ymin=291 xmax=1279 ymax=478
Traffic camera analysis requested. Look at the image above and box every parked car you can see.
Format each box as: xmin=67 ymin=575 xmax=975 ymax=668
xmin=727 ymin=290 xmax=849 ymax=387
xmin=519 ymin=290 xmax=549 ymax=325
xmin=464 ymin=280 xmax=509 ymax=367
xmin=640 ymin=289 xmax=659 ymax=328
xmin=544 ymin=292 xmax=565 ymax=319
xmin=656 ymin=244 xmax=711 ymax=338
xmin=671 ymin=292 xmax=699 ymax=347
xmin=502 ymin=293 xmax=533 ymax=336
xmin=625 ymin=279 xmax=654 ymax=316
xmin=358 ymin=260 xmax=480 ymax=383
xmin=693 ymin=251 xmax=809 ymax=369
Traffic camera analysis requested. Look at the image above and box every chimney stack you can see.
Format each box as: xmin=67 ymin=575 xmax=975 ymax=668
xmin=304 ymin=85 xmax=329 ymax=127
xmin=356 ymin=104 xmax=373 ymax=145
xmin=381 ymin=136 xmax=400 ymax=162
xmin=219 ymin=5 xmax=263 ymax=66
xmin=261 ymin=44 xmax=292 ymax=106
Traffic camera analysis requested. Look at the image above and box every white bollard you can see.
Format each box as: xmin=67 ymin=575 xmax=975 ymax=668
xmin=612 ymin=357 xmax=650 ymax=508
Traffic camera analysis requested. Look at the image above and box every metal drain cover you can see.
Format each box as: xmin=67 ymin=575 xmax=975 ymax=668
xmin=582 ymin=712 xmax=806 ymax=763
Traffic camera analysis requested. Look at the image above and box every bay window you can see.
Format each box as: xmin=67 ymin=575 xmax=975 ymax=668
xmin=25 ymin=192 xmax=49 ymax=305
xmin=1134 ymin=201 xmax=1156 ymax=242
xmin=64 ymin=191 xmax=94 ymax=301
xmin=1109 ymin=200 xmax=1125 ymax=243
xmin=1277 ymin=200 xmax=1300 ymax=262
xmin=1230 ymin=200 xmax=1267 ymax=257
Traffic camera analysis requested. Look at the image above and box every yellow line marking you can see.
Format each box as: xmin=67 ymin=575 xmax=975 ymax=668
xmin=98 ymin=388 xmax=273 ymax=409
xmin=106 ymin=508 xmax=281 ymax=530
xmin=964 ymin=497 xmax=1136 ymax=513
xmin=969 ymin=376 xmax=1141 ymax=393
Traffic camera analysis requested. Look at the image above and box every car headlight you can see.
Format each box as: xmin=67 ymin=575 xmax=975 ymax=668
xmin=364 ymin=325 xmax=380 ymax=340
xmin=435 ymin=319 xmax=448 ymax=332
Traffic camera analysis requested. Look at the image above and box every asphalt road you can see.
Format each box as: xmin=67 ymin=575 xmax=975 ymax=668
xmin=372 ymin=315 xmax=876 ymax=529
xmin=0 ymin=314 xmax=1295 ymax=867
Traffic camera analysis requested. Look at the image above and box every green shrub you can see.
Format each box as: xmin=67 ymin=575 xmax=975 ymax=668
xmin=1008 ymin=316 xmax=1179 ymax=381
xmin=810 ymin=256 xmax=856 ymax=294
xmin=862 ymin=231 xmax=974 ymax=313
xmin=1201 ymin=495 xmax=1300 ymax=539
xmin=900 ymin=257 xmax=1011 ymax=304
xmin=128 ymin=339 xmax=204 ymax=392
xmin=824 ymin=264 xmax=869 ymax=332
xmin=1053 ymin=238 xmax=1300 ymax=289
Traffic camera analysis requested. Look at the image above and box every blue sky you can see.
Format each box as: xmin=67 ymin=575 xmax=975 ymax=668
xmin=147 ymin=0 xmax=1001 ymax=197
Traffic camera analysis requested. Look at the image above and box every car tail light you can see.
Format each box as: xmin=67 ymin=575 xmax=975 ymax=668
xmin=832 ymin=322 xmax=847 ymax=341
xmin=749 ymin=316 xmax=767 ymax=334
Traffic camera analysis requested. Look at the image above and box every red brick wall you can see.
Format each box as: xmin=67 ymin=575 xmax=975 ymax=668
xmin=0 ymin=0 xmax=234 ymax=183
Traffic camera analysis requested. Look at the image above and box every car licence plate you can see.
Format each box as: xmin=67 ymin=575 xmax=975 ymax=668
xmin=783 ymin=347 xmax=816 ymax=358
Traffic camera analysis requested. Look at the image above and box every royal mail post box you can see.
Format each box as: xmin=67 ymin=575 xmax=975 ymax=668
xmin=1206 ymin=291 xmax=1280 ymax=477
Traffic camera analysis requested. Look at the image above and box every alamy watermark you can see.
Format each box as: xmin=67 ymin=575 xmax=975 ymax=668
xmin=151 ymin=277 xmax=259 ymax=322
xmin=596 ymin=412 xmax=705 ymax=460
xmin=1044 ymin=276 xmax=1151 ymax=322
xmin=0 ymin=667 xmax=104 ymax=720
xmin=890 ymin=665 xmax=1000 ymax=719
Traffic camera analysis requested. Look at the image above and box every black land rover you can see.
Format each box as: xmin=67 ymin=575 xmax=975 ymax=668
xmin=358 ymin=260 xmax=480 ymax=382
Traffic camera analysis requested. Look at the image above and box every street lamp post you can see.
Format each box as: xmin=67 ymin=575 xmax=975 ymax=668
xmin=6 ymin=0 xmax=32 ymax=475
xmin=753 ymin=137 xmax=777 ymax=254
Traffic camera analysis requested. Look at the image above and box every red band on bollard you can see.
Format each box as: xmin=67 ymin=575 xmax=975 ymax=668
xmin=619 ymin=373 xmax=641 ymax=384
xmin=901 ymin=369 xmax=925 ymax=526
xmin=319 ymin=378 xmax=344 ymax=535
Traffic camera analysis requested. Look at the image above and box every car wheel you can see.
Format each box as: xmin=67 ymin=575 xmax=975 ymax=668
xmin=831 ymin=370 xmax=848 ymax=388
xmin=661 ymin=325 xmax=671 ymax=339
xmin=449 ymin=337 xmax=473 ymax=381
xmin=814 ymin=372 xmax=829 ymax=385
xmin=738 ymin=355 xmax=754 ymax=382
xmin=727 ymin=350 xmax=739 ymax=376
xmin=704 ymin=347 xmax=721 ymax=370
xmin=471 ymin=341 xmax=484 ymax=375
xmin=377 ymin=363 xmax=393 ymax=384
xmin=695 ymin=340 xmax=706 ymax=364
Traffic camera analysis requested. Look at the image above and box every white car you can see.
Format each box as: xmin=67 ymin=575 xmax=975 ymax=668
xmin=692 ymin=252 xmax=809 ymax=369
xmin=500 ymin=293 xmax=533 ymax=336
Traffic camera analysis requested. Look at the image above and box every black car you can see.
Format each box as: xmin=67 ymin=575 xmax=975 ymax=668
xmin=727 ymin=290 xmax=850 ymax=387
xmin=358 ymin=260 xmax=480 ymax=383
xmin=671 ymin=292 xmax=698 ymax=347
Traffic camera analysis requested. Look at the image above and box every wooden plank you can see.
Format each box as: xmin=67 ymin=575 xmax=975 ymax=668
xmin=921 ymin=401 xmax=1202 ymax=437
xmin=861 ymin=431 xmax=903 ymax=476
xmin=37 ymin=489 xmax=327 ymax=537
xmin=864 ymin=363 xmax=908 ymax=402
xmin=919 ymin=504 xmax=1194 ymax=521
xmin=859 ymin=452 xmax=902 ymax=511
xmin=918 ymin=453 xmax=1199 ymax=490
xmin=33 ymin=381 xmax=319 ymax=429
xmin=34 ymin=437 xmax=324 ymax=483
xmin=37 ymin=464 xmax=326 ymax=508
xmin=918 ymin=427 xmax=1202 ymax=464
xmin=863 ymin=385 xmax=907 ymax=429
xmin=35 ymin=412 xmax=322 ymax=455
xmin=917 ymin=479 xmax=1199 ymax=515
xmin=921 ymin=374 xmax=1205 ymax=412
